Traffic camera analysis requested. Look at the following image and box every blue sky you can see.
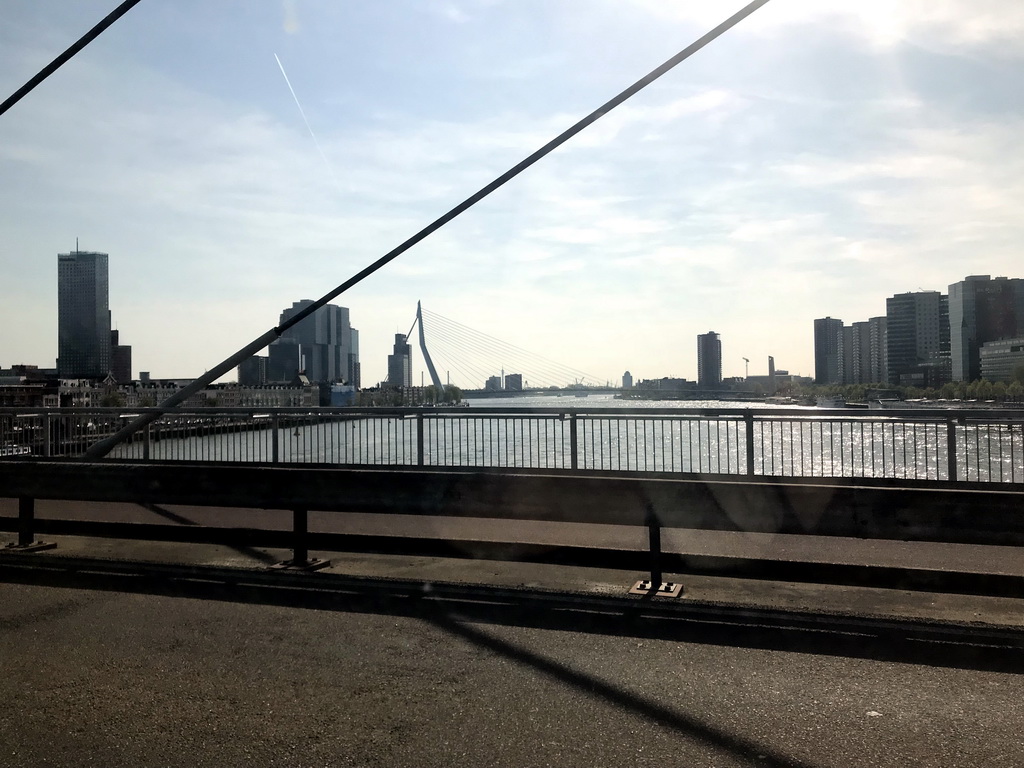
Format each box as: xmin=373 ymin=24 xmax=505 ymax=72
xmin=3 ymin=1 xmax=1024 ymax=386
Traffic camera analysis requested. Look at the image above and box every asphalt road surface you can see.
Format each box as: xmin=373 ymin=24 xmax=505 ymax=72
xmin=4 ymin=499 xmax=1024 ymax=766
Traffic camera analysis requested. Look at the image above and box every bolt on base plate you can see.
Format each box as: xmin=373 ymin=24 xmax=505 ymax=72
xmin=629 ymin=580 xmax=683 ymax=598
xmin=4 ymin=541 xmax=57 ymax=553
xmin=269 ymin=558 xmax=332 ymax=572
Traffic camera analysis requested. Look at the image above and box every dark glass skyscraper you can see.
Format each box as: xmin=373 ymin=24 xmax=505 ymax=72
xmin=57 ymin=250 xmax=110 ymax=378
xmin=697 ymin=331 xmax=722 ymax=388
xmin=387 ymin=333 xmax=412 ymax=388
xmin=813 ymin=317 xmax=843 ymax=385
xmin=948 ymin=275 xmax=1024 ymax=382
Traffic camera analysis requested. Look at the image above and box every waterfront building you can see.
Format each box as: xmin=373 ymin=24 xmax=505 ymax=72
xmin=485 ymin=375 xmax=502 ymax=391
xmin=505 ymin=373 xmax=523 ymax=391
xmin=948 ymin=275 xmax=1024 ymax=382
xmin=348 ymin=328 xmax=360 ymax=388
xmin=387 ymin=333 xmax=412 ymax=388
xmin=867 ymin=316 xmax=888 ymax=384
xmin=979 ymin=337 xmax=1024 ymax=383
xmin=622 ymin=371 xmax=633 ymax=389
xmin=58 ymin=249 xmax=110 ymax=379
xmin=267 ymin=300 xmax=356 ymax=384
xmin=238 ymin=355 xmax=268 ymax=386
xmin=246 ymin=301 xmax=358 ymax=385
xmin=813 ymin=317 xmax=843 ymax=384
xmin=839 ymin=317 xmax=886 ymax=385
xmin=110 ymin=330 xmax=132 ymax=384
xmin=885 ymin=291 xmax=950 ymax=387
xmin=697 ymin=332 xmax=722 ymax=388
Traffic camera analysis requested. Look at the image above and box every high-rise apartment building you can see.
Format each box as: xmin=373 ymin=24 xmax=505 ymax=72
xmin=58 ymin=249 xmax=111 ymax=379
xmin=948 ymin=275 xmax=1024 ymax=382
xmin=813 ymin=317 xmax=843 ymax=385
xmin=840 ymin=317 xmax=887 ymax=385
xmin=885 ymin=291 xmax=949 ymax=387
xmin=697 ymin=331 xmax=722 ymax=388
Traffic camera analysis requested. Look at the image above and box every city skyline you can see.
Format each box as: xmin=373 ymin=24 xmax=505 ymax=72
xmin=5 ymin=3 xmax=1024 ymax=384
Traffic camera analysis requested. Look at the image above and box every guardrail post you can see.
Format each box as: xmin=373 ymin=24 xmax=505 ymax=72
xmin=4 ymin=497 xmax=56 ymax=552
xmin=416 ymin=413 xmax=425 ymax=467
xmin=143 ymin=423 xmax=151 ymax=461
xmin=569 ymin=414 xmax=578 ymax=470
xmin=628 ymin=508 xmax=682 ymax=598
xmin=272 ymin=508 xmax=330 ymax=571
xmin=42 ymin=411 xmax=51 ymax=458
xmin=744 ymin=412 xmax=755 ymax=477
xmin=946 ymin=418 xmax=958 ymax=482
xmin=271 ymin=415 xmax=280 ymax=464
xmin=647 ymin=511 xmax=662 ymax=587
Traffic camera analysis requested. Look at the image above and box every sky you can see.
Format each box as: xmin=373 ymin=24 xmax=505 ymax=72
xmin=3 ymin=1 xmax=1024 ymax=387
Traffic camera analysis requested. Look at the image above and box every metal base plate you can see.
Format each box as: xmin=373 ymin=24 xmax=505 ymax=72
xmin=4 ymin=541 xmax=58 ymax=553
xmin=270 ymin=558 xmax=332 ymax=572
xmin=629 ymin=580 xmax=683 ymax=598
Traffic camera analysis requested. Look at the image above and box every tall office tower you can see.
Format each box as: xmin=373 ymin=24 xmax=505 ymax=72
xmin=622 ymin=371 xmax=633 ymax=389
xmin=266 ymin=300 xmax=356 ymax=383
xmin=697 ymin=331 xmax=722 ymax=388
xmin=387 ymin=333 xmax=412 ymax=388
xmin=348 ymin=328 xmax=360 ymax=388
xmin=885 ymin=291 xmax=950 ymax=387
xmin=58 ymin=249 xmax=111 ymax=378
xmin=110 ymin=329 xmax=132 ymax=383
xmin=813 ymin=317 xmax=843 ymax=384
xmin=948 ymin=275 xmax=1024 ymax=382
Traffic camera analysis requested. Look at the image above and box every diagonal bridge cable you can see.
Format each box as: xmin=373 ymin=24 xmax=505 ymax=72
xmin=85 ymin=0 xmax=772 ymax=458
xmin=0 ymin=0 xmax=145 ymax=118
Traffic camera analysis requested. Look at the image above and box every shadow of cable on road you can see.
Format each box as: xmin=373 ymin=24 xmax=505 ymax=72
xmin=424 ymin=610 xmax=818 ymax=768
xmin=139 ymin=503 xmax=281 ymax=566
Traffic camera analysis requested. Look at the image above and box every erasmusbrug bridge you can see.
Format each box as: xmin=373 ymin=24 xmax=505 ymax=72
xmin=405 ymin=301 xmax=610 ymax=396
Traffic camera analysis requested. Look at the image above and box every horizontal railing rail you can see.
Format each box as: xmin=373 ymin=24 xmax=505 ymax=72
xmin=3 ymin=462 xmax=1024 ymax=591
xmin=2 ymin=406 xmax=1023 ymax=484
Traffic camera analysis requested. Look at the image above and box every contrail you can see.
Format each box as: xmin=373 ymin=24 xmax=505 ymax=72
xmin=274 ymin=52 xmax=340 ymax=185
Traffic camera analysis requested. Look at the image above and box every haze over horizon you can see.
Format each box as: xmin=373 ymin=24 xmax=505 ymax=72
xmin=3 ymin=1 xmax=1024 ymax=387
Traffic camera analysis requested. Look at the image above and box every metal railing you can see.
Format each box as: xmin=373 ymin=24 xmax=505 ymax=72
xmin=2 ymin=406 xmax=1023 ymax=484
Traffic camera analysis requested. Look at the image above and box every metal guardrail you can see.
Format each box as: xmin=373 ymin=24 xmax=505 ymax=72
xmin=1 ymin=406 xmax=1023 ymax=484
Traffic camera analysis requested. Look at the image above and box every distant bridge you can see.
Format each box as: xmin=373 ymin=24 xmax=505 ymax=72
xmin=406 ymin=304 xmax=608 ymax=392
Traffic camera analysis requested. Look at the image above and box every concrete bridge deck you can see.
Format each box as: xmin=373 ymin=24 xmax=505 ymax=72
xmin=4 ymin=500 xmax=1024 ymax=767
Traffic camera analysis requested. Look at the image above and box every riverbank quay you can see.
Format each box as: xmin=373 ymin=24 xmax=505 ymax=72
xmin=3 ymin=524 xmax=1024 ymax=768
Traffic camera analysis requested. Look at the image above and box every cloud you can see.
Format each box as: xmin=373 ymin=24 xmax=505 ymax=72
xmin=624 ymin=0 xmax=1024 ymax=54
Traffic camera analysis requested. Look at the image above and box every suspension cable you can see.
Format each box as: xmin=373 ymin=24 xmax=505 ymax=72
xmin=0 ymin=0 xmax=144 ymax=118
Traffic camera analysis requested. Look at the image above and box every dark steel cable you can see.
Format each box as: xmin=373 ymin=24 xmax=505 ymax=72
xmin=0 ymin=0 xmax=144 ymax=118
xmin=85 ymin=0 xmax=771 ymax=457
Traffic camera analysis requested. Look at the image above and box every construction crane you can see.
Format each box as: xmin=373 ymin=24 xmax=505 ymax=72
xmin=742 ymin=357 xmax=750 ymax=379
